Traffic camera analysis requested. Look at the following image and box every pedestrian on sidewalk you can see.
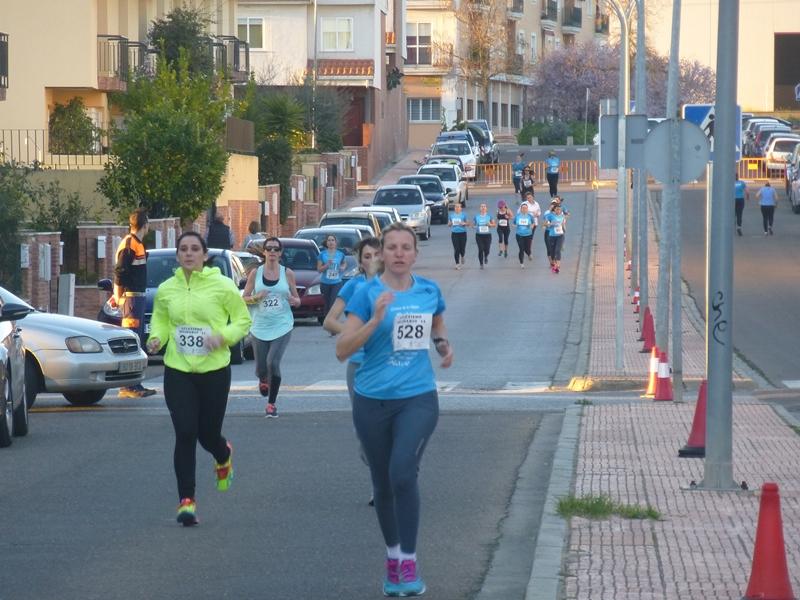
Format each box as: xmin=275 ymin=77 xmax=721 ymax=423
xmin=546 ymin=151 xmax=561 ymax=198
xmin=206 ymin=212 xmax=234 ymax=249
xmin=544 ymin=203 xmax=566 ymax=273
xmin=514 ymin=203 xmax=534 ymax=268
xmin=512 ymin=153 xmax=526 ymax=194
xmin=318 ymin=234 xmax=348 ymax=317
xmin=146 ymin=231 xmax=251 ymax=526
xmin=448 ymin=202 xmax=469 ymax=269
xmin=336 ymin=221 xmax=453 ymax=598
xmin=734 ymin=174 xmax=749 ymax=236
xmin=241 ymin=220 xmax=261 ymax=251
xmin=114 ymin=207 xmax=156 ymax=398
xmin=473 ymin=203 xmax=496 ymax=269
xmin=496 ymin=200 xmax=512 ymax=258
xmin=756 ymin=180 xmax=776 ymax=235
xmin=242 ymin=237 xmax=302 ymax=418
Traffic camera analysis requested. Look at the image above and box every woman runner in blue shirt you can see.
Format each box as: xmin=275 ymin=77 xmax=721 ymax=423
xmin=317 ymin=234 xmax=347 ymax=318
xmin=448 ymin=202 xmax=469 ymax=269
xmin=473 ymin=203 xmax=496 ymax=269
xmin=336 ymin=222 xmax=453 ymax=597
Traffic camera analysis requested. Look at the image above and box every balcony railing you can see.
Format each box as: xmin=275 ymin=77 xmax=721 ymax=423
xmin=595 ymin=13 xmax=610 ymax=34
xmin=97 ymin=35 xmax=129 ymax=91
xmin=506 ymin=53 xmax=524 ymax=75
xmin=127 ymin=41 xmax=158 ymax=78
xmin=541 ymin=0 xmax=557 ymax=22
xmin=0 ymin=33 xmax=8 ymax=95
xmin=0 ymin=128 xmax=110 ymax=168
xmin=214 ymin=35 xmax=250 ymax=83
xmin=563 ymin=6 xmax=582 ymax=28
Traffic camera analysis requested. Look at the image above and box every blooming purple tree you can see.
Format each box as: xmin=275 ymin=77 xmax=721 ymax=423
xmin=528 ymin=40 xmax=716 ymax=121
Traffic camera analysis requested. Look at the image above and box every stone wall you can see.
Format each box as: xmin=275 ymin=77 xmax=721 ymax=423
xmin=19 ymin=231 xmax=62 ymax=312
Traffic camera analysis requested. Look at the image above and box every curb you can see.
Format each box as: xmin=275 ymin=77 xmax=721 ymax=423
xmin=568 ymin=375 xmax=757 ymax=393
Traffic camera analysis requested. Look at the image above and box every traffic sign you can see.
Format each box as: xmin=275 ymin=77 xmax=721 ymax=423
xmin=682 ymin=103 xmax=742 ymax=161
xmin=644 ymin=120 xmax=710 ymax=184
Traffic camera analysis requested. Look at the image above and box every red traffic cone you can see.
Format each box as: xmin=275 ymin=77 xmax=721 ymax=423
xmin=678 ymin=380 xmax=706 ymax=457
xmin=640 ymin=308 xmax=655 ymax=352
xmin=743 ymin=483 xmax=795 ymax=600
xmin=642 ymin=346 xmax=659 ymax=398
xmin=633 ymin=292 xmax=640 ymax=315
xmin=653 ymin=351 xmax=673 ymax=401
xmin=632 ymin=286 xmax=640 ymax=305
xmin=638 ymin=305 xmax=651 ymax=341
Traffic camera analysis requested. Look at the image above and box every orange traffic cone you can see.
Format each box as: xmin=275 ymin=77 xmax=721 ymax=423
xmin=642 ymin=346 xmax=659 ymax=398
xmin=743 ymin=483 xmax=795 ymax=600
xmin=633 ymin=290 xmax=640 ymax=314
xmin=640 ymin=308 xmax=655 ymax=352
xmin=678 ymin=380 xmax=706 ymax=457
xmin=653 ymin=350 xmax=673 ymax=401
xmin=632 ymin=286 xmax=640 ymax=305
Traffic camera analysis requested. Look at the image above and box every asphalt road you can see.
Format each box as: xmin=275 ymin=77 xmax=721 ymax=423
xmin=6 ymin=187 xmax=594 ymax=600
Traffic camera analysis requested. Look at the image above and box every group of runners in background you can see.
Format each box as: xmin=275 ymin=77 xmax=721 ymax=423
xmin=448 ymin=193 xmax=569 ymax=274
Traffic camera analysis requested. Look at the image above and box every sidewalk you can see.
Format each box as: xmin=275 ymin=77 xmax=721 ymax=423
xmin=552 ymin=188 xmax=800 ymax=599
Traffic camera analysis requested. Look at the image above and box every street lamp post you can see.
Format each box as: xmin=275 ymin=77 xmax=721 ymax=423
xmin=634 ymin=0 xmax=648 ymax=315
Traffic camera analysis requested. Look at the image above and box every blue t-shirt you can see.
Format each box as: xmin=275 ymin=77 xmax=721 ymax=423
xmin=512 ymin=160 xmax=526 ymax=178
xmin=449 ymin=211 xmax=468 ymax=233
xmin=514 ymin=214 xmax=534 ymax=237
xmin=473 ymin=213 xmax=492 ymax=234
xmin=546 ymin=156 xmax=561 ymax=174
xmin=759 ymin=186 xmax=777 ymax=207
xmin=319 ymin=249 xmax=345 ymax=284
xmin=337 ymin=274 xmax=370 ymax=364
xmin=545 ymin=213 xmax=566 ymax=236
xmin=346 ymin=275 xmax=445 ymax=400
xmin=734 ymin=180 xmax=747 ymax=200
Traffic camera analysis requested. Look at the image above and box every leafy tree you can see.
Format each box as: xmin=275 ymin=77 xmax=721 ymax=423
xmin=0 ymin=165 xmax=28 ymax=293
xmin=256 ymin=137 xmax=293 ymax=222
xmin=98 ymin=56 xmax=230 ymax=222
xmin=292 ymin=77 xmax=344 ymax=152
xmin=246 ymin=93 xmax=305 ymax=148
xmin=48 ymin=98 xmax=98 ymax=155
xmin=148 ymin=6 xmax=214 ymax=77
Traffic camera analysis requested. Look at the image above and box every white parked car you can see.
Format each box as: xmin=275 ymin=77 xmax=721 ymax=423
xmin=417 ymin=163 xmax=468 ymax=206
xmin=0 ymin=286 xmax=149 ymax=407
xmin=764 ymin=136 xmax=800 ymax=171
xmin=429 ymin=140 xmax=477 ymax=180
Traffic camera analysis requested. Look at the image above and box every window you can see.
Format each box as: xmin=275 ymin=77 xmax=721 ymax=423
xmin=501 ymin=103 xmax=509 ymax=127
xmin=467 ymin=99 xmax=474 ymax=119
xmin=511 ymin=104 xmax=520 ymax=128
xmin=237 ymin=17 xmax=264 ymax=50
xmin=530 ymin=33 xmax=538 ymax=62
xmin=321 ymin=17 xmax=353 ymax=51
xmin=407 ymin=98 xmax=441 ymax=122
xmin=406 ymin=23 xmax=432 ymax=65
xmin=491 ymin=102 xmax=498 ymax=127
xmin=517 ymin=30 xmax=525 ymax=55
xmin=456 ymin=98 xmax=463 ymax=122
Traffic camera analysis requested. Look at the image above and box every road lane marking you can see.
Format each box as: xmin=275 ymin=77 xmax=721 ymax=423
xmin=782 ymin=380 xmax=800 ymax=389
xmin=501 ymin=381 xmax=552 ymax=393
xmin=303 ymin=380 xmax=348 ymax=391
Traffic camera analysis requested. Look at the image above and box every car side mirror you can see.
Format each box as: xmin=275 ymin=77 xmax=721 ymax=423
xmin=97 ymin=278 xmax=113 ymax=292
xmin=0 ymin=302 xmax=33 ymax=322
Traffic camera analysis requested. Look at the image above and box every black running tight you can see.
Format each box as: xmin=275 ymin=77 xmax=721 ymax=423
xmin=451 ymin=231 xmax=467 ymax=264
xmin=516 ymin=234 xmax=533 ymax=263
xmin=475 ymin=233 xmax=492 ymax=265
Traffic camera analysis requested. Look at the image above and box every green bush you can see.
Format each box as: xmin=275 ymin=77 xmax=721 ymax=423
xmin=517 ymin=120 xmax=597 ymax=146
xmin=256 ymin=136 xmax=293 ymax=223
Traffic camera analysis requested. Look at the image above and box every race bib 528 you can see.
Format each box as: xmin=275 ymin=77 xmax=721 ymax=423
xmin=392 ymin=313 xmax=432 ymax=352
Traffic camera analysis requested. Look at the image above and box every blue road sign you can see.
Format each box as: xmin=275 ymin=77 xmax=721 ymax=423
xmin=682 ymin=103 xmax=742 ymax=161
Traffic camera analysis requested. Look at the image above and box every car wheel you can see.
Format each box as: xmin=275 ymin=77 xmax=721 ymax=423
xmin=63 ymin=390 xmax=106 ymax=406
xmin=25 ymin=354 xmax=40 ymax=409
xmin=0 ymin=370 xmax=13 ymax=448
xmin=317 ymin=315 xmax=325 ymax=325
xmin=421 ymin=225 xmax=431 ymax=241
xmin=13 ymin=368 xmax=28 ymax=437
xmin=230 ymin=340 xmax=244 ymax=365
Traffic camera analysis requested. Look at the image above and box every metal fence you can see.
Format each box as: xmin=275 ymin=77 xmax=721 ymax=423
xmin=474 ymin=160 xmax=598 ymax=186
xmin=0 ymin=129 xmax=110 ymax=168
xmin=737 ymin=158 xmax=785 ymax=181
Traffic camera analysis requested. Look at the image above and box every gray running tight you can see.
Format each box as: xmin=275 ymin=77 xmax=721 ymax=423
xmin=253 ymin=331 xmax=292 ymax=404
xmin=352 ymin=390 xmax=439 ymax=554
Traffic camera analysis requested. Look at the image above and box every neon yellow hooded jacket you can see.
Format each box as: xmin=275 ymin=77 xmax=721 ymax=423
xmin=148 ymin=266 xmax=252 ymax=373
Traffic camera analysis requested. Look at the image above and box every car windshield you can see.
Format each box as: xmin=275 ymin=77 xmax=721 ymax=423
xmin=146 ymin=254 xmax=231 ymax=288
xmin=773 ymin=139 xmax=800 ymax=152
xmin=297 ymin=230 xmax=361 ymax=251
xmin=432 ymin=142 xmax=471 ymax=156
xmin=420 ymin=168 xmax=456 ymax=181
xmin=0 ymin=286 xmax=34 ymax=310
xmin=400 ymin=178 xmax=442 ymax=193
xmin=322 ymin=215 xmax=371 ymax=228
xmin=373 ymin=189 xmax=423 ymax=205
xmin=280 ymin=246 xmax=319 ymax=271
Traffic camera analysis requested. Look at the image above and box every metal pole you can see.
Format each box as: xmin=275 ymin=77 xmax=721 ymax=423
xmin=625 ymin=2 xmax=636 ymax=298
xmin=667 ymin=0 xmax=683 ymax=402
xmin=635 ymin=0 xmax=648 ymax=314
xmin=701 ymin=0 xmax=739 ymax=491
xmin=608 ymin=0 xmax=629 ymax=372
xmin=584 ymin=87 xmax=590 ymax=144
xmin=311 ymin=0 xmax=318 ymax=148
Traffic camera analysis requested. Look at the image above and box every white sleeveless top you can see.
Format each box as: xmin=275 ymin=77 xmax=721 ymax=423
xmin=250 ymin=265 xmax=294 ymax=341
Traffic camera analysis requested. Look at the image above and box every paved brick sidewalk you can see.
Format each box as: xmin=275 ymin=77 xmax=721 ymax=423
xmin=561 ymin=402 xmax=800 ymax=599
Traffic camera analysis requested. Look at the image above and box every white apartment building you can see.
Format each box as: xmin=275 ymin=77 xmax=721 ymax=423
xmin=404 ymin=0 xmax=609 ymax=148
xmin=643 ymin=1 xmax=800 ymax=113
xmin=237 ymin=0 xmax=408 ymax=179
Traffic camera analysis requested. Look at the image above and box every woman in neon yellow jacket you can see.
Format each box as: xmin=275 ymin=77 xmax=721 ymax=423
xmin=146 ymin=231 xmax=251 ymax=527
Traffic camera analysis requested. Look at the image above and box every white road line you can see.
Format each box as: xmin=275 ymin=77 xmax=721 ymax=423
xmin=304 ymin=380 xmax=348 ymax=391
xmin=436 ymin=381 xmax=460 ymax=392
xmin=501 ymin=381 xmax=552 ymax=394
xmin=782 ymin=380 xmax=800 ymax=389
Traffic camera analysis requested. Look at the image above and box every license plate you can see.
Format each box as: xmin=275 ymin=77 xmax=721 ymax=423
xmin=144 ymin=323 xmax=151 ymax=334
xmin=119 ymin=359 xmax=146 ymax=374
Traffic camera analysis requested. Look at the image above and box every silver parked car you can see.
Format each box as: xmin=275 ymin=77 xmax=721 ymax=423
xmin=372 ymin=185 xmax=432 ymax=240
xmin=0 ymin=287 xmax=149 ymax=407
xmin=0 ymin=289 xmax=33 ymax=447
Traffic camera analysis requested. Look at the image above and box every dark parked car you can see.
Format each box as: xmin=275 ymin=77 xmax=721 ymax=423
xmin=0 ymin=288 xmax=33 ymax=447
xmin=397 ymin=174 xmax=451 ymax=223
xmin=275 ymin=238 xmax=326 ymax=324
xmin=97 ymin=248 xmax=252 ymax=363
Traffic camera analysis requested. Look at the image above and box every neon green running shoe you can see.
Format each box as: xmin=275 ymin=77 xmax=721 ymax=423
xmin=215 ymin=441 xmax=233 ymax=491
xmin=177 ymin=497 xmax=198 ymax=526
